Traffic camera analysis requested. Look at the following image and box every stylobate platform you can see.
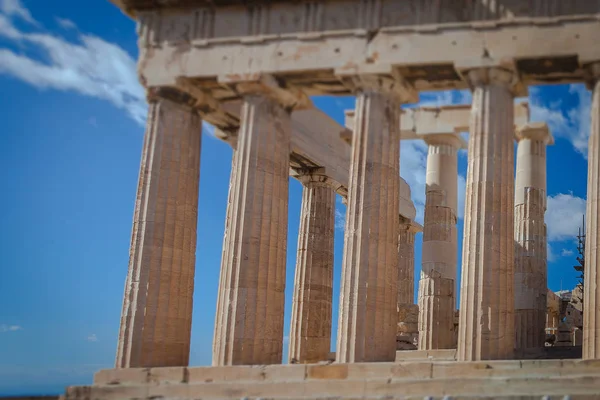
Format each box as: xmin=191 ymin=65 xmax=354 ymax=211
xmin=62 ymin=359 xmax=600 ymax=399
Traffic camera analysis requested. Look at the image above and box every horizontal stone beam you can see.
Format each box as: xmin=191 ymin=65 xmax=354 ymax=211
xmin=212 ymin=106 xmax=418 ymax=222
xmin=344 ymin=101 xmax=531 ymax=142
xmin=132 ymin=5 xmax=600 ymax=97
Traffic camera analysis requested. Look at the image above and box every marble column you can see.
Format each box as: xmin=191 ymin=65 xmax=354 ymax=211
xmin=457 ymin=68 xmax=516 ymax=361
xmin=584 ymin=63 xmax=600 ymax=359
xmin=398 ymin=217 xmax=416 ymax=306
xmin=213 ymin=95 xmax=291 ymax=366
xmin=288 ymin=173 xmax=335 ymax=364
xmin=116 ymin=90 xmax=202 ymax=368
xmin=514 ymin=123 xmax=552 ymax=351
xmin=397 ymin=218 xmax=420 ymax=350
xmin=418 ymin=134 xmax=462 ymax=350
xmin=337 ymin=79 xmax=401 ymax=363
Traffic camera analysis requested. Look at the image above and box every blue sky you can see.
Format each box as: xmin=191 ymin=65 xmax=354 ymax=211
xmin=0 ymin=0 xmax=591 ymax=395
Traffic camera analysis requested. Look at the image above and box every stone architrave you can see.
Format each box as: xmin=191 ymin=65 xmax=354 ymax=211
xmin=584 ymin=63 xmax=600 ymax=359
xmin=457 ymin=68 xmax=516 ymax=361
xmin=514 ymin=123 xmax=553 ymax=351
xmin=288 ymin=172 xmax=335 ymax=364
xmin=418 ymin=133 xmax=463 ymax=350
xmin=336 ymin=76 xmax=401 ymax=363
xmin=212 ymin=94 xmax=291 ymax=366
xmin=116 ymin=89 xmax=202 ymax=368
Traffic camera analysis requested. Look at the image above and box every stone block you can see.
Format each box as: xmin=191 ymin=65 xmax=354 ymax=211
xmin=307 ymin=364 xmax=348 ymax=380
xmin=186 ymin=366 xmax=227 ymax=383
xmin=93 ymin=368 xmax=149 ymax=385
xmin=148 ymin=366 xmax=187 ymax=384
xmin=391 ymin=362 xmax=433 ymax=379
xmin=89 ymin=385 xmax=149 ymax=399
xmin=303 ymin=380 xmax=366 ymax=397
xmin=263 ymin=364 xmax=307 ymax=381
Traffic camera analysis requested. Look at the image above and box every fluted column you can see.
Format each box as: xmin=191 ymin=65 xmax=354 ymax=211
xmin=514 ymin=123 xmax=552 ymax=351
xmin=116 ymin=89 xmax=202 ymax=368
xmin=584 ymin=64 xmax=600 ymax=359
xmin=337 ymin=77 xmax=401 ymax=363
xmin=418 ymin=134 xmax=462 ymax=350
xmin=398 ymin=217 xmax=416 ymax=306
xmin=289 ymin=173 xmax=335 ymax=364
xmin=213 ymin=94 xmax=291 ymax=366
xmin=457 ymin=68 xmax=516 ymax=361
xmin=397 ymin=218 xmax=420 ymax=349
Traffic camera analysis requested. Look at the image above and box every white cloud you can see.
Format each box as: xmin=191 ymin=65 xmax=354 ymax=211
xmin=417 ymin=89 xmax=472 ymax=107
xmin=0 ymin=0 xmax=36 ymax=25
xmin=561 ymin=249 xmax=574 ymax=257
xmin=0 ymin=8 xmax=147 ymax=125
xmin=546 ymin=193 xmax=586 ymax=242
xmin=56 ymin=17 xmax=76 ymax=30
xmin=547 ymin=243 xmax=556 ymax=263
xmin=87 ymin=333 xmax=98 ymax=342
xmin=0 ymin=324 xmax=22 ymax=332
xmin=335 ymin=209 xmax=345 ymax=230
xmin=529 ymin=84 xmax=591 ymax=157
xmin=400 ymin=140 xmax=428 ymax=224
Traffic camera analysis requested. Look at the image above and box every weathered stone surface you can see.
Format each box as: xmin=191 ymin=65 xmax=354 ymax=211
xmin=418 ymin=134 xmax=462 ymax=350
xmin=68 ymin=359 xmax=600 ymax=399
xmin=212 ymin=95 xmax=291 ymax=365
xmin=337 ymin=84 xmax=401 ymax=363
xmin=116 ymin=96 xmax=202 ymax=368
xmin=584 ymin=64 xmax=600 ymax=360
xmin=457 ymin=68 xmax=516 ymax=361
xmin=514 ymin=123 xmax=552 ymax=351
xmin=397 ymin=218 xmax=416 ymax=306
xmin=289 ymin=173 xmax=335 ymax=364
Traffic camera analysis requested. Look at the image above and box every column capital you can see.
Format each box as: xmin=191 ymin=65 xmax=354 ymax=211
xmin=585 ymin=62 xmax=600 ymax=88
xmin=146 ymin=86 xmax=198 ymax=110
xmin=465 ymin=67 xmax=518 ymax=92
xmin=219 ymin=73 xmax=312 ymax=111
xmin=293 ymin=168 xmax=344 ymax=193
xmin=337 ymin=73 xmax=418 ymax=104
xmin=399 ymin=215 xmax=422 ymax=234
xmin=422 ymin=132 xmax=468 ymax=150
xmin=516 ymin=122 xmax=554 ymax=145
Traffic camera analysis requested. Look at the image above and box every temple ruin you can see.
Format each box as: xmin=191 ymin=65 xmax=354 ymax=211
xmin=63 ymin=0 xmax=600 ymax=398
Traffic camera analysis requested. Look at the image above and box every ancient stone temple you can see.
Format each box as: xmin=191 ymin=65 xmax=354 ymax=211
xmin=63 ymin=1 xmax=600 ymax=398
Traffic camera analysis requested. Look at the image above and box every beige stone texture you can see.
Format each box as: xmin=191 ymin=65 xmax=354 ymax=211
xmin=116 ymin=94 xmax=202 ymax=368
xmin=68 ymin=359 xmax=600 ymax=399
xmin=289 ymin=173 xmax=335 ymax=364
xmin=212 ymin=94 xmax=291 ymax=365
xmin=418 ymin=133 xmax=463 ymax=350
xmin=457 ymin=68 xmax=516 ymax=361
xmin=336 ymin=82 xmax=401 ymax=363
xmin=397 ymin=217 xmax=417 ymax=306
xmin=514 ymin=122 xmax=553 ymax=351
xmin=584 ymin=64 xmax=600 ymax=360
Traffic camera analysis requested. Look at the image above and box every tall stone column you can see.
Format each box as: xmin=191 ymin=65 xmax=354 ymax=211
xmin=116 ymin=89 xmax=202 ymax=368
xmin=337 ymin=77 xmax=401 ymax=363
xmin=288 ymin=172 xmax=335 ymax=364
xmin=397 ymin=218 xmax=420 ymax=350
xmin=584 ymin=63 xmax=600 ymax=359
xmin=418 ymin=134 xmax=462 ymax=350
xmin=457 ymin=68 xmax=516 ymax=361
xmin=514 ymin=123 xmax=552 ymax=351
xmin=213 ymin=94 xmax=291 ymax=366
xmin=398 ymin=217 xmax=416 ymax=306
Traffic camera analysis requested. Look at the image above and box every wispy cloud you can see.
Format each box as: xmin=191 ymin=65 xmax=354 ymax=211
xmin=547 ymin=243 xmax=556 ymax=263
xmin=335 ymin=209 xmax=346 ymax=231
xmin=0 ymin=324 xmax=22 ymax=332
xmin=55 ymin=17 xmax=76 ymax=30
xmin=561 ymin=249 xmax=574 ymax=257
xmin=87 ymin=333 xmax=98 ymax=342
xmin=529 ymin=84 xmax=591 ymax=157
xmin=0 ymin=12 xmax=147 ymax=124
xmin=0 ymin=0 xmax=36 ymax=25
xmin=546 ymin=193 xmax=586 ymax=242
